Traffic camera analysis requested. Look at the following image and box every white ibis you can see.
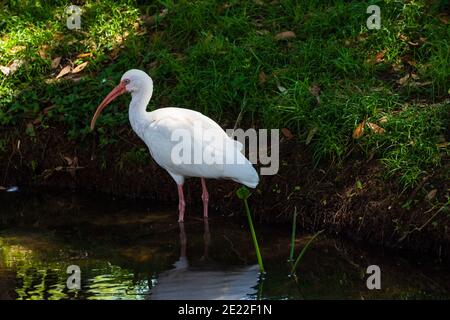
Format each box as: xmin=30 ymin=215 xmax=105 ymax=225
xmin=90 ymin=69 xmax=259 ymax=222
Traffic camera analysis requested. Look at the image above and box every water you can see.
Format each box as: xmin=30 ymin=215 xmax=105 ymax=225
xmin=0 ymin=190 xmax=449 ymax=300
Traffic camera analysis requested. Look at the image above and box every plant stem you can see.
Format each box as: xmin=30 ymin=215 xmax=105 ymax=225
xmin=290 ymin=230 xmax=324 ymax=276
xmin=244 ymin=198 xmax=265 ymax=274
xmin=289 ymin=207 xmax=298 ymax=261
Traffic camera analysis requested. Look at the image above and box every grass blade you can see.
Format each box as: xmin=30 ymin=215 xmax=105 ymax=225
xmin=290 ymin=229 xmax=324 ymax=276
xmin=289 ymin=207 xmax=298 ymax=262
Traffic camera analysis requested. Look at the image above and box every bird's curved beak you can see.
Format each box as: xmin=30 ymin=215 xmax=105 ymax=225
xmin=90 ymin=80 xmax=127 ymax=131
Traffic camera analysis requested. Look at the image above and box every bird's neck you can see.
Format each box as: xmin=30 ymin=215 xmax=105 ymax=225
xmin=129 ymin=89 xmax=153 ymax=138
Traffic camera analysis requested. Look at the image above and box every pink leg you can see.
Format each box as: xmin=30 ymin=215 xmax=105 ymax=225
xmin=177 ymin=184 xmax=185 ymax=222
xmin=201 ymin=178 xmax=209 ymax=219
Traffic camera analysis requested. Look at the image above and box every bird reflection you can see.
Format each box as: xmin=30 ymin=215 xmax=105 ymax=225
xmin=150 ymin=219 xmax=260 ymax=300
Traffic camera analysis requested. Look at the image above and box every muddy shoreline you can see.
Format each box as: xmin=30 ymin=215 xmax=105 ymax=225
xmin=1 ymin=126 xmax=449 ymax=258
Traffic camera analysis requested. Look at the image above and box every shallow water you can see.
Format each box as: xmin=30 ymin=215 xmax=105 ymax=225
xmin=0 ymin=190 xmax=449 ymax=300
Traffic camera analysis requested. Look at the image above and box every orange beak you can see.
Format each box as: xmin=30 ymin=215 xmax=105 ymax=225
xmin=90 ymin=80 xmax=127 ymax=131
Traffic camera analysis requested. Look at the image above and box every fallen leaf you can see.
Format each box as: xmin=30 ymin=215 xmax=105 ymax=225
xmin=76 ymin=53 xmax=92 ymax=58
xmin=51 ymin=56 xmax=61 ymax=69
xmin=275 ymin=31 xmax=296 ymax=41
xmin=379 ymin=116 xmax=388 ymax=123
xmin=398 ymin=33 xmax=408 ymax=42
xmin=277 ymin=84 xmax=287 ymax=93
xmin=1 ymin=60 xmax=23 ymax=76
xmin=9 ymin=45 xmax=26 ymax=54
xmin=258 ymin=70 xmax=267 ymax=85
xmin=38 ymin=45 xmax=49 ymax=58
xmin=397 ymin=74 xmax=410 ymax=86
xmin=375 ymin=50 xmax=385 ymax=63
xmin=71 ymin=61 xmax=88 ymax=73
xmin=438 ymin=14 xmax=449 ymax=24
xmin=56 ymin=65 xmax=71 ymax=79
xmin=426 ymin=189 xmax=437 ymax=201
xmin=309 ymin=84 xmax=321 ymax=97
xmin=405 ymin=58 xmax=417 ymax=66
xmin=367 ymin=122 xmax=385 ymax=134
xmin=352 ymin=121 xmax=365 ymax=139
xmin=64 ymin=156 xmax=73 ymax=166
xmin=0 ymin=65 xmax=10 ymax=76
xmin=309 ymin=84 xmax=321 ymax=103
xmin=43 ymin=105 xmax=56 ymax=114
xmin=437 ymin=142 xmax=449 ymax=148
xmin=306 ymin=127 xmax=318 ymax=145
xmin=281 ymin=128 xmax=294 ymax=139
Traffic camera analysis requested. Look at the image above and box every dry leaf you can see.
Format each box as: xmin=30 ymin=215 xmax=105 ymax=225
xmin=77 ymin=53 xmax=92 ymax=58
xmin=306 ymin=127 xmax=317 ymax=145
xmin=72 ymin=61 xmax=88 ymax=74
xmin=277 ymin=84 xmax=287 ymax=93
xmin=405 ymin=58 xmax=417 ymax=66
xmin=352 ymin=121 xmax=365 ymax=139
xmin=309 ymin=84 xmax=321 ymax=104
xmin=281 ymin=128 xmax=294 ymax=139
xmin=56 ymin=65 xmax=71 ymax=79
xmin=64 ymin=156 xmax=73 ymax=166
xmin=437 ymin=142 xmax=449 ymax=148
xmin=375 ymin=50 xmax=385 ymax=63
xmin=0 ymin=65 xmax=10 ymax=76
xmin=275 ymin=31 xmax=296 ymax=41
xmin=398 ymin=34 xmax=408 ymax=42
xmin=51 ymin=56 xmax=61 ymax=69
xmin=309 ymin=84 xmax=321 ymax=97
xmin=438 ymin=14 xmax=449 ymax=24
xmin=258 ymin=70 xmax=267 ymax=84
xmin=397 ymin=74 xmax=410 ymax=86
xmin=379 ymin=116 xmax=388 ymax=123
xmin=43 ymin=105 xmax=56 ymax=114
xmin=426 ymin=189 xmax=437 ymax=201
xmin=9 ymin=45 xmax=26 ymax=54
xmin=367 ymin=122 xmax=385 ymax=134
xmin=38 ymin=45 xmax=49 ymax=58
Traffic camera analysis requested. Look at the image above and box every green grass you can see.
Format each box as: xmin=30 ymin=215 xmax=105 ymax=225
xmin=0 ymin=0 xmax=449 ymax=188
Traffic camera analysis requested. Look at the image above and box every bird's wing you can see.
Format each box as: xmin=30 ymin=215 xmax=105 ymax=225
xmin=143 ymin=108 xmax=258 ymax=186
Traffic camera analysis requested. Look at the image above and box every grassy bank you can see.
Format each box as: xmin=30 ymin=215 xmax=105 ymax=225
xmin=1 ymin=0 xmax=449 ymax=188
xmin=0 ymin=0 xmax=449 ymax=236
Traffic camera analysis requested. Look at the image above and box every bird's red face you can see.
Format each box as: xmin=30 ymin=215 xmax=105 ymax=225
xmin=90 ymin=79 xmax=130 ymax=130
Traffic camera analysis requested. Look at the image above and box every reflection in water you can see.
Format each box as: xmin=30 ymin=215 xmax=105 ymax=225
xmin=0 ymin=190 xmax=450 ymax=300
xmin=150 ymin=221 xmax=260 ymax=300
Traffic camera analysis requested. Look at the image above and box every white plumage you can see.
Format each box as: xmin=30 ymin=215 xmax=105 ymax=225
xmin=90 ymin=69 xmax=259 ymax=221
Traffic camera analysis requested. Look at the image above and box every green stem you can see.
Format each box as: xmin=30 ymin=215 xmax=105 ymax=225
xmin=244 ymin=198 xmax=265 ymax=274
xmin=290 ymin=230 xmax=324 ymax=276
xmin=289 ymin=207 xmax=298 ymax=261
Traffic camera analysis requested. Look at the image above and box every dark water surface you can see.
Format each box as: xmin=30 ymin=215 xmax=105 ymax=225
xmin=0 ymin=190 xmax=449 ymax=300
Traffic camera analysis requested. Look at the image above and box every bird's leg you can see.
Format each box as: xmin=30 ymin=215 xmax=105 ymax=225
xmin=201 ymin=178 xmax=209 ymax=219
xmin=177 ymin=184 xmax=186 ymax=222
xmin=179 ymin=222 xmax=187 ymax=258
xmin=203 ymin=218 xmax=210 ymax=259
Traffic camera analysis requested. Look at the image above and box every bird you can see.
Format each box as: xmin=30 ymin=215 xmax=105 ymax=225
xmin=150 ymin=221 xmax=260 ymax=300
xmin=90 ymin=69 xmax=259 ymax=222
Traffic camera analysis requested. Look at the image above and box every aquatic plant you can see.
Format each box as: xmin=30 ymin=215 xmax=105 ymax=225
xmin=290 ymin=230 xmax=324 ymax=276
xmin=236 ymin=186 xmax=265 ymax=274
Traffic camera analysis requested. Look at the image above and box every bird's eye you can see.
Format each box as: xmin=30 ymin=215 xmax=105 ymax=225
xmin=124 ymin=79 xmax=130 ymax=85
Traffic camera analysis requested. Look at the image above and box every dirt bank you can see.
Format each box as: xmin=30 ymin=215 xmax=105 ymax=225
xmin=1 ymin=124 xmax=449 ymax=257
